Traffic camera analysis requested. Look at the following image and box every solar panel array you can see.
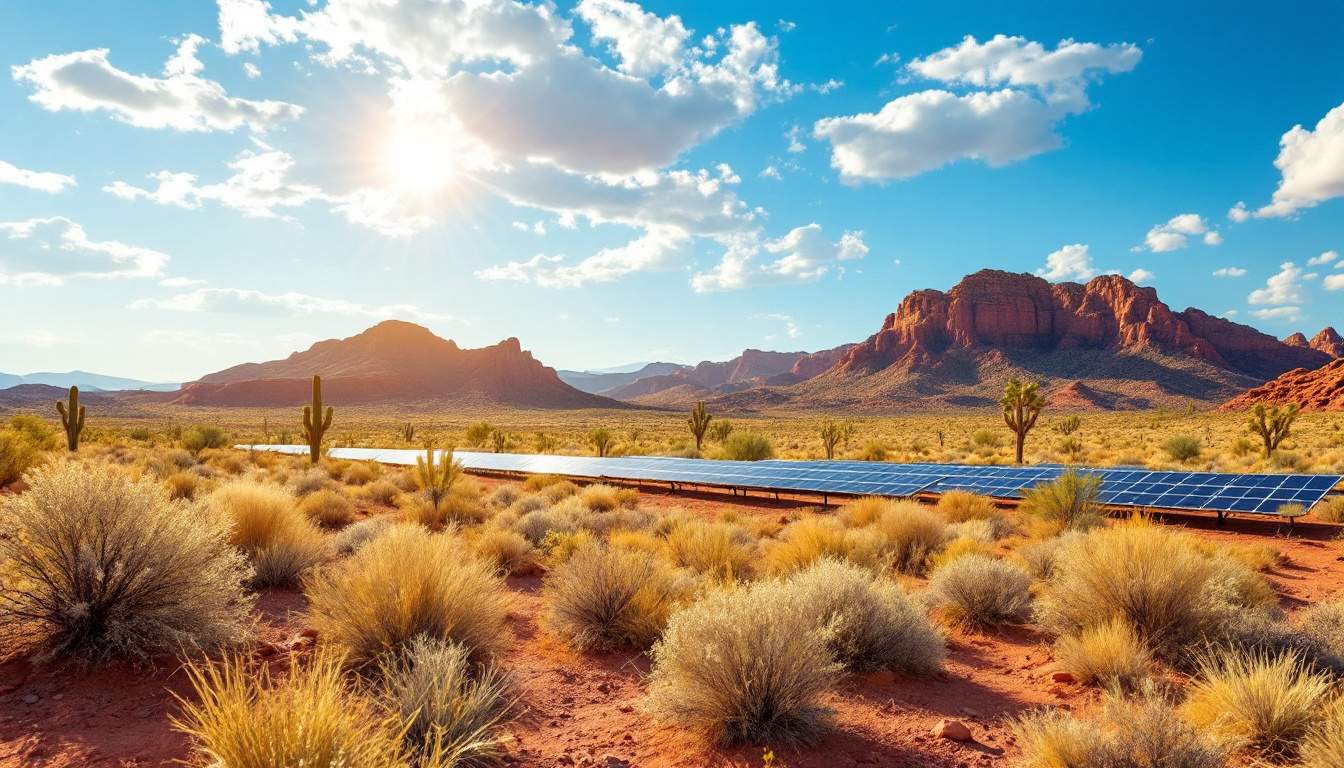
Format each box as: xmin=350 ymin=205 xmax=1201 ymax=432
xmin=241 ymin=445 xmax=1343 ymax=517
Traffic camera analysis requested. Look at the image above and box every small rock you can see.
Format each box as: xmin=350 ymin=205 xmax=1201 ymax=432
xmin=1051 ymin=670 xmax=1077 ymax=684
xmin=596 ymin=681 xmax=610 ymax=694
xmin=21 ymin=694 xmax=38 ymax=705
xmin=617 ymin=704 xmax=634 ymax=713
xmin=932 ymin=719 xmax=973 ymax=742
xmin=960 ymin=706 xmax=980 ymax=718
xmin=602 ymin=756 xmax=630 ymax=768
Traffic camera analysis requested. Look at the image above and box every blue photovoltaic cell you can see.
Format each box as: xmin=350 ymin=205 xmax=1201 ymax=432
xmin=238 ymin=445 xmax=1342 ymax=517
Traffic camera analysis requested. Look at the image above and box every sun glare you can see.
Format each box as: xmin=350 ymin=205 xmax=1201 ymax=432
xmin=382 ymin=126 xmax=458 ymax=193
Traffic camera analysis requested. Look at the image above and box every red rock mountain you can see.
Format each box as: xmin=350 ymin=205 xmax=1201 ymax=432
xmin=1221 ymin=357 xmax=1344 ymax=412
xmin=1285 ymin=328 xmax=1343 ymax=357
xmin=605 ymin=345 xmax=853 ymax=405
xmin=176 ymin=321 xmax=625 ymax=408
xmin=716 ymin=270 xmax=1332 ymax=411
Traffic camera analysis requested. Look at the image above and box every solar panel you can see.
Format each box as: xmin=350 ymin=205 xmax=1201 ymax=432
xmin=238 ymin=445 xmax=1343 ymax=518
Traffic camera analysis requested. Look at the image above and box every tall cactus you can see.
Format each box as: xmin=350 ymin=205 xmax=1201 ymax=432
xmin=301 ymin=375 xmax=333 ymax=464
xmin=688 ymin=401 xmax=712 ymax=451
xmin=55 ymin=385 xmax=85 ymax=452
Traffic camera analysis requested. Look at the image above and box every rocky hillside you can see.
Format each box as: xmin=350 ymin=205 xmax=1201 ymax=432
xmin=607 ymin=345 xmax=854 ymax=406
xmin=557 ymin=362 xmax=686 ymax=395
xmin=1221 ymin=357 xmax=1344 ymax=412
xmin=1285 ymin=327 xmax=1344 ymax=358
xmin=717 ymin=270 xmax=1332 ymax=411
xmin=179 ymin=320 xmax=626 ymax=408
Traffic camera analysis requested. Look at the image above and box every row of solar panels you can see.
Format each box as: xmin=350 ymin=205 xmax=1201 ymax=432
xmin=240 ymin=445 xmax=1343 ymax=517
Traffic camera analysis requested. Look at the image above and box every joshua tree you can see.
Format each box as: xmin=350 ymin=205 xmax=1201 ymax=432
xmin=589 ymin=428 xmax=615 ymax=457
xmin=490 ymin=428 xmax=509 ymax=453
xmin=688 ymin=401 xmax=712 ymax=451
xmin=534 ymin=432 xmax=558 ymax=454
xmin=1055 ymin=415 xmax=1082 ymax=436
xmin=1001 ymin=378 xmax=1044 ymax=465
xmin=1247 ymin=402 xmax=1299 ymax=458
xmin=819 ymin=419 xmax=854 ymax=460
xmin=301 ymin=375 xmax=333 ymax=464
xmin=55 ymin=386 xmax=85 ymax=452
xmin=400 ymin=422 xmax=416 ymax=443
xmin=415 ymin=444 xmax=463 ymax=513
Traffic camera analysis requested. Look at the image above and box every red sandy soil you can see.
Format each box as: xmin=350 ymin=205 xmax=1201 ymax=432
xmin=4 ymin=478 xmax=1343 ymax=768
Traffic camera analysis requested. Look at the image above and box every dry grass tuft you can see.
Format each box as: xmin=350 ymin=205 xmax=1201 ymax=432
xmin=165 ymin=470 xmax=202 ymax=500
xmin=925 ymin=554 xmax=1032 ymax=628
xmin=330 ymin=517 xmax=393 ymax=556
xmin=1019 ymin=470 xmax=1106 ymax=534
xmin=304 ymin=524 xmax=508 ymax=669
xmin=579 ymin=483 xmax=635 ymax=512
xmin=473 ymin=527 xmax=537 ymax=576
xmin=379 ymin=636 xmax=514 ymax=768
xmin=763 ymin=517 xmax=883 ymax=575
xmin=0 ymin=461 xmax=253 ymax=664
xmin=867 ymin=502 xmax=947 ymax=574
xmin=544 ymin=544 xmax=689 ymax=651
xmin=205 ymin=481 xmax=326 ymax=588
xmin=663 ymin=518 xmax=756 ymax=580
xmin=1184 ymin=649 xmax=1331 ymax=759
xmin=644 ymin=580 xmax=839 ymax=746
xmin=1052 ymin=618 xmax=1152 ymax=689
xmin=172 ymin=650 xmax=404 ymax=768
xmin=1301 ymin=698 xmax=1344 ymax=768
xmin=299 ymin=489 xmax=355 ymax=528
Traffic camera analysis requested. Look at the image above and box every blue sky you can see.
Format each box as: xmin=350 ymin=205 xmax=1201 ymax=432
xmin=1 ymin=0 xmax=1341 ymax=382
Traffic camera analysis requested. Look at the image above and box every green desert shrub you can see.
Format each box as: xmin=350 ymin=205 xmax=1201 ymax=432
xmin=1183 ymin=649 xmax=1332 ymax=759
xmin=721 ymin=432 xmax=774 ymax=461
xmin=0 ymin=429 xmax=42 ymax=486
xmin=925 ymin=554 xmax=1032 ymax=628
xmin=1163 ymin=435 xmax=1203 ymax=462
xmin=304 ymin=524 xmax=508 ymax=669
xmin=0 ymin=461 xmax=253 ymax=663
xmin=380 ymin=636 xmax=514 ymax=767
xmin=1035 ymin=522 xmax=1275 ymax=660
xmin=173 ymin=650 xmax=404 ymax=768
xmin=644 ymin=580 xmax=840 ymax=746
xmin=182 ymin=425 xmax=230 ymax=454
xmin=786 ymin=559 xmax=943 ymax=675
xmin=544 ymin=544 xmax=689 ymax=651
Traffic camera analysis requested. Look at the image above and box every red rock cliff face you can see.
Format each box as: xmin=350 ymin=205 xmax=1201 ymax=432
xmin=1221 ymin=358 xmax=1344 ymax=412
xmin=837 ymin=270 xmax=1329 ymax=380
xmin=1311 ymin=327 xmax=1344 ymax=358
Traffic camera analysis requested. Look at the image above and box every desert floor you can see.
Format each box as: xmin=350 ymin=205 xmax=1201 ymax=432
xmin=3 ymin=471 xmax=1342 ymax=768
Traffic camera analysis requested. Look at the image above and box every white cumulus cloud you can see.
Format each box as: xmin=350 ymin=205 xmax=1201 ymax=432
xmin=0 ymin=216 xmax=167 ymax=285
xmin=131 ymin=286 xmax=446 ymax=321
xmin=1139 ymin=213 xmax=1218 ymax=252
xmin=476 ymin=226 xmax=691 ymax=288
xmin=1037 ymin=243 xmax=1096 ymax=281
xmin=1248 ymin=262 xmax=1305 ymax=306
xmin=12 ymin=34 xmax=302 ymax=132
xmin=1213 ymin=267 xmax=1247 ymax=278
xmin=0 ymin=159 xmax=75 ymax=193
xmin=690 ymin=225 xmax=867 ymax=292
xmin=1255 ymin=99 xmax=1344 ymax=218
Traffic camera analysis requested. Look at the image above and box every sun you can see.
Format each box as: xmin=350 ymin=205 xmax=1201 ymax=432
xmin=381 ymin=125 xmax=459 ymax=193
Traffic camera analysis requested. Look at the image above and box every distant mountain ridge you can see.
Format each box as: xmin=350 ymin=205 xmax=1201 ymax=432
xmin=180 ymin=320 xmax=628 ymax=408
xmin=558 ymin=362 xmax=688 ymax=394
xmin=0 ymin=370 xmax=178 ymax=392
xmin=1285 ymin=327 xmax=1344 ymax=358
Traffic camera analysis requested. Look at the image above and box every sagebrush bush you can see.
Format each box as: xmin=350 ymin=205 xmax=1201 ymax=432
xmin=402 ymin=493 xmax=487 ymax=530
xmin=786 ymin=559 xmax=943 ymax=674
xmin=0 ymin=429 xmax=42 ymax=486
xmin=341 ymin=462 xmax=376 ymax=486
xmin=165 ymin=469 xmax=202 ymax=500
xmin=299 ymin=488 xmax=355 ymax=528
xmin=925 ymin=554 xmax=1032 ymax=628
xmin=1164 ymin=435 xmax=1203 ymax=462
xmin=1052 ymin=618 xmax=1152 ymax=689
xmin=1019 ymin=470 xmax=1106 ymax=534
xmin=1297 ymin=602 xmax=1344 ymax=662
xmin=489 ymin=484 xmax=521 ymax=508
xmin=361 ymin=479 xmax=401 ymax=506
xmin=926 ymin=534 xmax=993 ymax=572
xmin=304 ymin=524 xmax=508 ymax=669
xmin=516 ymin=507 xmax=579 ymax=546
xmin=663 ymin=518 xmax=756 ymax=580
xmin=331 ymin=516 xmax=392 ymax=556
xmin=544 ymin=544 xmax=689 ymax=651
xmin=380 ymin=636 xmax=514 ymax=767
xmin=182 ymin=425 xmax=229 ymax=454
xmin=837 ymin=496 xmax=891 ymax=528
xmin=721 ymin=432 xmax=774 ymax=461
xmin=538 ymin=479 xmax=579 ymax=503
xmin=173 ymin=650 xmax=404 ymax=768
xmin=644 ymin=580 xmax=839 ymax=746
xmin=1015 ymin=532 xmax=1082 ymax=580
xmin=291 ymin=468 xmax=334 ymax=496
xmin=0 ymin=461 xmax=253 ymax=663
xmin=205 ymin=481 xmax=326 ymax=588
xmin=579 ymin=483 xmax=634 ymax=512
xmin=936 ymin=491 xmax=996 ymax=523
xmin=868 ymin=502 xmax=948 ymax=574
xmin=1035 ymin=522 xmax=1274 ymax=659
xmin=1184 ymin=650 xmax=1331 ymax=759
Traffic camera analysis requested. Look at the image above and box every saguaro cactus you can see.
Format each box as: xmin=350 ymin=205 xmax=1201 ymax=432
xmin=301 ymin=375 xmax=333 ymax=464
xmin=1001 ymin=377 xmax=1044 ymax=465
xmin=688 ymin=401 xmax=712 ymax=451
xmin=55 ymin=385 xmax=85 ymax=452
